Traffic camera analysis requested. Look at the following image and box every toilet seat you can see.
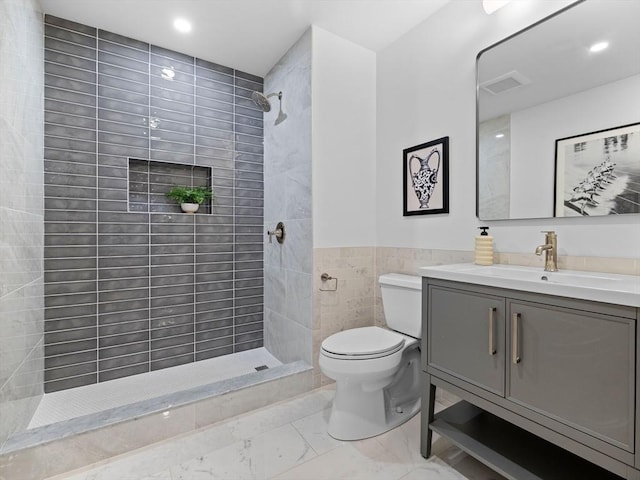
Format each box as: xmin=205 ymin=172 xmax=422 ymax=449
xmin=321 ymin=326 xmax=405 ymax=360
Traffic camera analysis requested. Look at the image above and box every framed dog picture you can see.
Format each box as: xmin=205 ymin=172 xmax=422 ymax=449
xmin=403 ymin=137 xmax=449 ymax=216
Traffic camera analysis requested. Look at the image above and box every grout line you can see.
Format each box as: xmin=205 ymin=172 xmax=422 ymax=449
xmin=147 ymin=41 xmax=152 ymax=375
xmin=94 ymin=29 xmax=99 ymax=385
xmin=193 ymin=56 xmax=197 ymax=363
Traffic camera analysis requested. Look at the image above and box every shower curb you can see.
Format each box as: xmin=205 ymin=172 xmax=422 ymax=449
xmin=0 ymin=361 xmax=312 ymax=480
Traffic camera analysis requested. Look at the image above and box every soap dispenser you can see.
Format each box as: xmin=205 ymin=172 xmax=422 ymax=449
xmin=475 ymin=227 xmax=494 ymax=266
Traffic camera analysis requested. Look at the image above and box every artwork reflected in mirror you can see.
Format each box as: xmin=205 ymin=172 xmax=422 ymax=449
xmin=476 ymin=0 xmax=640 ymax=220
xmin=554 ymin=123 xmax=640 ymax=217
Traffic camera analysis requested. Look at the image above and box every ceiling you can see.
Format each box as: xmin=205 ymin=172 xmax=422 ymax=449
xmin=38 ymin=0 xmax=451 ymax=77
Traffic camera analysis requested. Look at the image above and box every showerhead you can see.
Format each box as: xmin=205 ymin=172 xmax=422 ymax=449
xmin=251 ymin=91 xmax=272 ymax=112
xmin=251 ymin=91 xmax=287 ymax=125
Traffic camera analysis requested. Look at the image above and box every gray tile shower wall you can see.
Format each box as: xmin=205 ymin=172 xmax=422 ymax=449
xmin=43 ymin=15 xmax=264 ymax=393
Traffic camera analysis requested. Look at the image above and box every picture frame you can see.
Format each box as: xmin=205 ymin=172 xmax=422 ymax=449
xmin=403 ymin=136 xmax=449 ymax=216
xmin=554 ymin=122 xmax=640 ymax=217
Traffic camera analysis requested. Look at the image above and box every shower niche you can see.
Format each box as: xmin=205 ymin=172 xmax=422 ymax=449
xmin=128 ymin=158 xmax=213 ymax=214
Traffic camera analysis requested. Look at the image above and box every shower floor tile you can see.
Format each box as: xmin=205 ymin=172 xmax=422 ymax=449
xmin=29 ymin=347 xmax=281 ymax=428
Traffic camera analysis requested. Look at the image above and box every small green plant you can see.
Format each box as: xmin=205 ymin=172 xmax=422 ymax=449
xmin=166 ymin=186 xmax=214 ymax=205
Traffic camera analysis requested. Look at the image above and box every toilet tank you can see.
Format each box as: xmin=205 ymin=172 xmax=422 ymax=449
xmin=379 ymin=273 xmax=422 ymax=339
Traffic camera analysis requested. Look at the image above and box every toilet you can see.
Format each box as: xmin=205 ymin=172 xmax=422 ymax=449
xmin=319 ymin=273 xmax=422 ymax=440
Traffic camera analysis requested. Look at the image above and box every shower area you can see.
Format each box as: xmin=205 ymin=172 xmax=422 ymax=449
xmin=0 ymin=3 xmax=313 ymax=475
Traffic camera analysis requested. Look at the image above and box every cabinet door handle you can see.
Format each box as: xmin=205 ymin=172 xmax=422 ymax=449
xmin=488 ymin=307 xmax=497 ymax=355
xmin=512 ymin=313 xmax=521 ymax=364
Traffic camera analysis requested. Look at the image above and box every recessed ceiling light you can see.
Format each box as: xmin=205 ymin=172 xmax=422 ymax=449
xmin=173 ymin=18 xmax=192 ymax=33
xmin=495 ymin=133 xmax=505 ymax=139
xmin=589 ymin=41 xmax=609 ymax=53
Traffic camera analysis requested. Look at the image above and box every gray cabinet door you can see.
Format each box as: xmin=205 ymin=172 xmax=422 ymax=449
xmin=428 ymin=286 xmax=505 ymax=396
xmin=507 ymin=300 xmax=635 ymax=452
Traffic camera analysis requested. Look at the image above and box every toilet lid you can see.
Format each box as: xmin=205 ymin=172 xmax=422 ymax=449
xmin=321 ymin=326 xmax=405 ymax=357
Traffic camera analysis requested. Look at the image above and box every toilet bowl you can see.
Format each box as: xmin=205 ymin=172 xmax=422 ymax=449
xmin=319 ymin=273 xmax=422 ymax=440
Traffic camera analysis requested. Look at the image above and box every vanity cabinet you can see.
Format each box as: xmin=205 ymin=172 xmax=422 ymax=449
xmin=422 ymin=279 xmax=640 ymax=480
xmin=428 ymin=286 xmax=505 ymax=396
xmin=506 ymin=299 xmax=634 ymax=452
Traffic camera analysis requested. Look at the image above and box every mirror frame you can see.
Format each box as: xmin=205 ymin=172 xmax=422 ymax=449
xmin=474 ymin=0 xmax=586 ymax=220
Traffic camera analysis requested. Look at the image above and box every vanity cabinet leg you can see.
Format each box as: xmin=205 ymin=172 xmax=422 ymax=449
xmin=421 ymin=372 xmax=436 ymax=458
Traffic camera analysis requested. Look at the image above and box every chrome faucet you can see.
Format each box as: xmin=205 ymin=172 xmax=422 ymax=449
xmin=535 ymin=231 xmax=558 ymax=272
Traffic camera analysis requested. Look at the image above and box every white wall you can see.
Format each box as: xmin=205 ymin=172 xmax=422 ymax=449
xmin=312 ymin=26 xmax=377 ymax=248
xmin=510 ymin=74 xmax=640 ymax=218
xmin=376 ymin=0 xmax=640 ymax=258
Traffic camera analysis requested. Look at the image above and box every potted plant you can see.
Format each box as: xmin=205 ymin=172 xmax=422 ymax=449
xmin=166 ymin=186 xmax=214 ymax=214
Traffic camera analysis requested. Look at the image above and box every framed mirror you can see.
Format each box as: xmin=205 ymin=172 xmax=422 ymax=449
xmin=476 ymin=0 xmax=640 ymax=220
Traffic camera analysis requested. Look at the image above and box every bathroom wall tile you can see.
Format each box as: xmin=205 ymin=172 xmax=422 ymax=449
xmin=98 ymin=49 xmax=148 ymax=73
xmin=100 ymin=363 xmax=149 ymax=382
xmin=196 ymin=57 xmax=234 ymax=76
xmin=99 ymin=29 xmax=149 ymax=51
xmin=265 ymin=309 xmax=311 ymax=364
xmin=42 ymin=16 xmax=264 ymax=392
xmin=45 ymin=315 xmax=95 ymax=332
xmin=45 ymin=135 xmax=95 ymax=156
xmin=44 ymin=35 xmax=95 ymax=62
xmin=286 ymin=270 xmax=313 ymax=328
xmin=47 ymin=60 xmax=94 ymax=85
xmin=0 ymin=0 xmax=43 ymax=438
xmin=44 ymin=303 xmax=97 ymax=321
xmin=264 ymin=265 xmax=286 ymax=316
xmin=196 ymin=344 xmax=234 ymax=361
xmin=152 ymin=89 xmax=194 ymax=112
xmin=582 ymin=256 xmax=638 ymax=276
xmin=236 ymin=330 xmax=263 ymax=347
xmin=495 ymin=251 xmax=639 ymax=277
xmin=45 ymin=279 xmax=95 ymax=295
xmin=151 ymin=353 xmax=194 ymax=372
xmin=196 ymin=116 xmax=238 ymax=132
xmin=45 ymin=372 xmax=97 ymax=393
xmin=45 ymin=349 xmax=97 ymax=370
xmin=44 ymin=24 xmax=96 ymax=48
xmin=197 ymin=79 xmax=235 ymax=97
xmin=0 ymin=339 xmax=43 ymax=444
xmin=100 ymin=318 xmax=149 ymax=337
xmin=45 ymin=75 xmax=96 ymax=98
xmin=44 ymin=361 xmax=96 ymax=383
xmin=98 ymin=351 xmax=148 ymax=372
xmin=100 ymin=342 xmax=149 ymax=365
xmin=0 ymin=281 xmax=42 ymax=384
xmin=45 ymin=15 xmax=96 ymax=36
xmin=313 ymin=247 xmax=378 ymax=375
xmin=45 ymin=86 xmax=96 ymax=108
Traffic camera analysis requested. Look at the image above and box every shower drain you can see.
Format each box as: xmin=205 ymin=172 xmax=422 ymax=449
xmin=255 ymin=365 xmax=269 ymax=371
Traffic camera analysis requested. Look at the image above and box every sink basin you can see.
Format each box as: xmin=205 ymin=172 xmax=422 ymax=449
xmin=420 ymin=263 xmax=640 ymax=307
xmin=461 ymin=265 xmax=622 ymax=288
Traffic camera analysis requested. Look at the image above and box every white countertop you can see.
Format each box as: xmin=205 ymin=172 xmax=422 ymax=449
xmin=420 ymin=263 xmax=640 ymax=307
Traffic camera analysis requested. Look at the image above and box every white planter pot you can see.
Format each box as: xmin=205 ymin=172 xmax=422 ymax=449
xmin=180 ymin=203 xmax=200 ymax=214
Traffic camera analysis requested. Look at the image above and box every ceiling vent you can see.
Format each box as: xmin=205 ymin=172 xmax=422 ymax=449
xmin=480 ymin=70 xmax=531 ymax=95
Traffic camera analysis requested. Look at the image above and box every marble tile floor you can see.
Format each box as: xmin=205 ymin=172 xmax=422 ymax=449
xmin=45 ymin=387 xmax=506 ymax=480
